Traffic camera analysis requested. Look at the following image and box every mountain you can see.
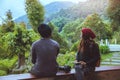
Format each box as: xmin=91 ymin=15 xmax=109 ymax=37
xmin=45 ymin=0 xmax=109 ymax=31
xmin=14 ymin=15 xmax=31 ymax=29
xmin=49 ymin=0 xmax=109 ymax=21
xmin=14 ymin=1 xmax=75 ymax=26
xmin=45 ymin=1 xmax=75 ymax=17
xmin=15 ymin=0 xmax=109 ymax=29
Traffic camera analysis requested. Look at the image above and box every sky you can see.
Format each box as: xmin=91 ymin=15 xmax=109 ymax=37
xmin=40 ymin=0 xmax=87 ymax=5
xmin=0 ymin=0 xmax=87 ymax=23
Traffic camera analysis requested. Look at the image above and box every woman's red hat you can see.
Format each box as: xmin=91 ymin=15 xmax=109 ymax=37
xmin=82 ymin=28 xmax=96 ymax=39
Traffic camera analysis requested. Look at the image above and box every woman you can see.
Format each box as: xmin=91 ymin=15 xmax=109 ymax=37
xmin=74 ymin=28 xmax=100 ymax=80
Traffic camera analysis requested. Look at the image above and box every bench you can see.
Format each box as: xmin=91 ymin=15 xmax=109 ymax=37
xmin=0 ymin=66 xmax=120 ymax=80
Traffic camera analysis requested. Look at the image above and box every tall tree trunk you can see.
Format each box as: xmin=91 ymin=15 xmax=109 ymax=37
xmin=12 ymin=53 xmax=26 ymax=74
xmin=17 ymin=53 xmax=25 ymax=69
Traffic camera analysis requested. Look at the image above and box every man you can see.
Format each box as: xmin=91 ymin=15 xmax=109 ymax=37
xmin=30 ymin=24 xmax=60 ymax=77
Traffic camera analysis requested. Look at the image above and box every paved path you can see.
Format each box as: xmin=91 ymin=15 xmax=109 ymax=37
xmin=101 ymin=52 xmax=120 ymax=66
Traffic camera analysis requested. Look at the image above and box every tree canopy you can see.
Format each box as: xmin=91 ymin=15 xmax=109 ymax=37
xmin=107 ymin=0 xmax=120 ymax=31
xmin=81 ymin=13 xmax=112 ymax=40
xmin=0 ymin=10 xmax=14 ymax=33
xmin=25 ymin=0 xmax=44 ymax=32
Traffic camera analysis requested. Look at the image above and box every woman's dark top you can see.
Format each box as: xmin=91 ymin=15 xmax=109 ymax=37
xmin=30 ymin=38 xmax=60 ymax=77
xmin=76 ymin=41 xmax=100 ymax=67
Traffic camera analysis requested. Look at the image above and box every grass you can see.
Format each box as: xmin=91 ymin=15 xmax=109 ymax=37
xmin=101 ymin=52 xmax=120 ymax=66
xmin=101 ymin=52 xmax=113 ymax=61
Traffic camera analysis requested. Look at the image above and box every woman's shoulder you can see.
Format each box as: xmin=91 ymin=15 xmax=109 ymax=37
xmin=90 ymin=40 xmax=99 ymax=47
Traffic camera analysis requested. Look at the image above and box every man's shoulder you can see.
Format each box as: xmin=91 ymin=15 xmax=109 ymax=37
xmin=50 ymin=39 xmax=58 ymax=43
xmin=50 ymin=39 xmax=59 ymax=46
xmin=32 ymin=40 xmax=40 ymax=46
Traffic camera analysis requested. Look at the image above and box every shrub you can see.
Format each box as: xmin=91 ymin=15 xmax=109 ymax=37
xmin=99 ymin=45 xmax=110 ymax=54
xmin=70 ymin=41 xmax=79 ymax=52
xmin=60 ymin=49 xmax=67 ymax=54
xmin=57 ymin=52 xmax=76 ymax=68
xmin=0 ymin=56 xmax=17 ymax=75
xmin=0 ymin=70 xmax=7 ymax=76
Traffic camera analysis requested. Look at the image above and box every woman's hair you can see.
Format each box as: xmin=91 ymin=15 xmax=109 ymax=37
xmin=78 ymin=28 xmax=95 ymax=52
xmin=78 ymin=38 xmax=92 ymax=53
xmin=38 ymin=24 xmax=52 ymax=38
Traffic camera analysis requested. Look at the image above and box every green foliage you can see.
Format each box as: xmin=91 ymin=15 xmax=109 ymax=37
xmin=0 ymin=47 xmax=8 ymax=59
xmin=0 ymin=10 xmax=16 ymax=58
xmin=57 ymin=51 xmax=75 ymax=68
xmin=0 ymin=56 xmax=17 ymax=75
xmin=99 ymin=45 xmax=110 ymax=54
xmin=0 ymin=57 xmax=17 ymax=70
xmin=1 ymin=24 xmax=39 ymax=57
xmin=0 ymin=10 xmax=14 ymax=33
xmin=48 ymin=22 xmax=68 ymax=54
xmin=1 ymin=32 xmax=15 ymax=57
xmin=25 ymin=0 xmax=44 ymax=32
xmin=81 ymin=13 xmax=112 ymax=40
xmin=51 ymin=17 xmax=72 ymax=32
xmin=49 ymin=0 xmax=107 ymax=23
xmin=61 ymin=18 xmax=83 ymax=43
xmin=101 ymin=52 xmax=113 ymax=61
xmin=0 ymin=70 xmax=7 ymax=76
xmin=107 ymin=0 xmax=120 ymax=31
xmin=111 ymin=31 xmax=120 ymax=44
xmin=70 ymin=41 xmax=79 ymax=52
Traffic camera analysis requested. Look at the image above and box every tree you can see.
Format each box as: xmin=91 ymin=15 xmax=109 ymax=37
xmin=61 ymin=18 xmax=83 ymax=43
xmin=2 ymin=23 xmax=39 ymax=71
xmin=112 ymin=31 xmax=120 ymax=44
xmin=107 ymin=0 xmax=120 ymax=31
xmin=51 ymin=17 xmax=71 ymax=32
xmin=0 ymin=10 xmax=15 ymax=59
xmin=81 ymin=13 xmax=112 ymax=40
xmin=48 ymin=22 xmax=68 ymax=54
xmin=1 ymin=10 xmax=14 ymax=33
xmin=25 ymin=0 xmax=44 ymax=32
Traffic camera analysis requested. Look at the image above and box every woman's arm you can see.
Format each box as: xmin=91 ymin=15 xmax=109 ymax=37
xmin=86 ymin=43 xmax=100 ymax=65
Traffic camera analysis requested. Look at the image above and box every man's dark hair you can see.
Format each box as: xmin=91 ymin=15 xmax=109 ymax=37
xmin=38 ymin=24 xmax=52 ymax=38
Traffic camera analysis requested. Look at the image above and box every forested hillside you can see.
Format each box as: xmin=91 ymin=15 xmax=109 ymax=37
xmin=45 ymin=1 xmax=75 ymax=17
xmin=15 ymin=0 xmax=108 ymax=31
xmin=49 ymin=0 xmax=108 ymax=20
xmin=49 ymin=0 xmax=109 ymax=31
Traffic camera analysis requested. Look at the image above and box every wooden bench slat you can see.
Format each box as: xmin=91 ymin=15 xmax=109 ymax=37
xmin=96 ymin=66 xmax=120 ymax=72
xmin=1 ymin=66 xmax=120 ymax=80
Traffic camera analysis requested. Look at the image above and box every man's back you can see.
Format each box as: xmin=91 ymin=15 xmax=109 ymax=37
xmin=30 ymin=24 xmax=60 ymax=77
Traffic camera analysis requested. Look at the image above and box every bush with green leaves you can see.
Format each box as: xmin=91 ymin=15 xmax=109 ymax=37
xmin=0 ymin=56 xmax=17 ymax=75
xmin=0 ymin=70 xmax=7 ymax=76
xmin=57 ymin=51 xmax=76 ymax=68
xmin=81 ymin=13 xmax=112 ymax=40
xmin=99 ymin=45 xmax=110 ymax=54
xmin=70 ymin=41 xmax=79 ymax=52
xmin=1 ymin=24 xmax=39 ymax=70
